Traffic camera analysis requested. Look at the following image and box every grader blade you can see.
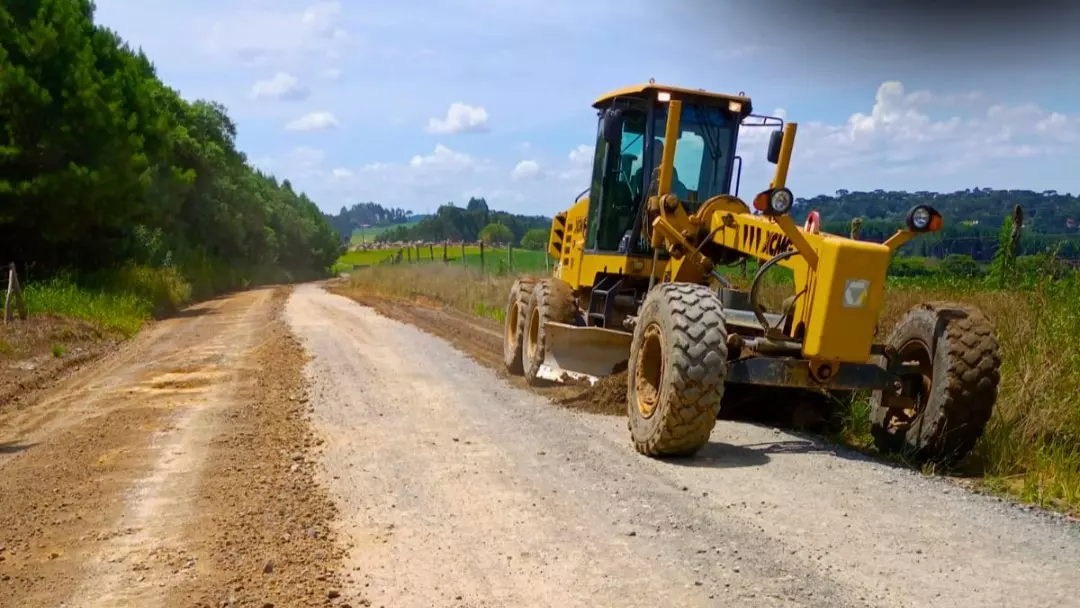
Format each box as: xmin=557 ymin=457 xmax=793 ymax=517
xmin=537 ymin=322 xmax=633 ymax=385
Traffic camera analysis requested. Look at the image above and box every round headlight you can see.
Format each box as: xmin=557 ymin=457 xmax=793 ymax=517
xmin=769 ymin=188 xmax=793 ymax=215
xmin=911 ymin=206 xmax=931 ymax=230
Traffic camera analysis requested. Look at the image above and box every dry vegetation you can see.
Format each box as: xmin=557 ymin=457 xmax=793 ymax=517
xmin=343 ymin=263 xmax=1080 ymax=516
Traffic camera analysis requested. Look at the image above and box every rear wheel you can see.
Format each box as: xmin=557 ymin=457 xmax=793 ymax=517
xmin=627 ymin=283 xmax=729 ymax=456
xmin=870 ymin=302 xmax=1000 ymax=466
xmin=503 ymin=277 xmax=536 ymax=375
xmin=522 ymin=278 xmax=576 ymax=385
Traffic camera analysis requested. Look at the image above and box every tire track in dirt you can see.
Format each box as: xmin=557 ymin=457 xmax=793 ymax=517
xmin=0 ymin=286 xmax=346 ymax=608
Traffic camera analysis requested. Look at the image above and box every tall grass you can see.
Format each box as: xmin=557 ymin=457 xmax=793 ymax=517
xmin=342 ymin=261 xmax=1080 ymax=514
xmin=19 ymin=259 xmax=323 ymax=338
xmin=23 ymin=265 xmax=192 ymax=336
xmin=344 ymin=264 xmax=517 ymax=323
xmin=337 ymin=246 xmax=551 ymax=276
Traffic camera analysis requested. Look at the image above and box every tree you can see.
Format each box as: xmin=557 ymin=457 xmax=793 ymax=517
xmin=0 ymin=0 xmax=344 ymax=286
xmin=479 ymin=223 xmax=514 ymax=245
xmin=520 ymin=228 xmax=549 ymax=250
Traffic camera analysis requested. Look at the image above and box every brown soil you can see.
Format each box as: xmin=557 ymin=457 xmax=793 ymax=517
xmin=0 ymin=314 xmax=124 ymax=409
xmin=164 ymin=287 xmax=347 ymax=608
xmin=0 ymin=285 xmax=346 ymax=607
xmin=555 ymin=370 xmax=629 ymax=416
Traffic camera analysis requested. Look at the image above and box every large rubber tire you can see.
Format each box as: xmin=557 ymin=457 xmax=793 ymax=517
xmin=869 ymin=302 xmax=1001 ymax=466
xmin=502 ymin=277 xmax=536 ymax=375
xmin=627 ymin=283 xmax=729 ymax=457
xmin=522 ymin=278 xmax=576 ymax=385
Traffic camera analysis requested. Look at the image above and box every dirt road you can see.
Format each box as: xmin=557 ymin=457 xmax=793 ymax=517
xmin=288 ymin=284 xmax=1080 ymax=608
xmin=2 ymin=282 xmax=1079 ymax=607
xmin=0 ymin=286 xmax=344 ymax=608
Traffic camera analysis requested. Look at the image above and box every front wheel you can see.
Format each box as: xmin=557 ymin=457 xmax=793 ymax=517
xmin=627 ymin=283 xmax=729 ymax=457
xmin=869 ymin=302 xmax=1001 ymax=466
xmin=502 ymin=277 xmax=536 ymax=375
xmin=522 ymin=278 xmax=576 ymax=385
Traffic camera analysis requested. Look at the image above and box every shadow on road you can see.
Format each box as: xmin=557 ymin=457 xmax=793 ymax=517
xmin=658 ymin=442 xmax=773 ymax=469
xmin=0 ymin=441 xmax=37 ymax=455
xmin=170 ymin=307 xmax=215 ymax=319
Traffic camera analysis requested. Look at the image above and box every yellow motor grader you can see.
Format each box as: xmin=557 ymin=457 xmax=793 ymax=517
xmin=503 ymin=82 xmax=1000 ymax=464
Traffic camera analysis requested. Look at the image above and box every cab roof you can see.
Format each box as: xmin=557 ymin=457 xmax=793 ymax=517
xmin=593 ymin=83 xmax=754 ymax=113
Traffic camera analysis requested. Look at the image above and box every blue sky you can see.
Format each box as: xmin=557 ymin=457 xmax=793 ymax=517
xmin=92 ymin=0 xmax=1080 ymax=216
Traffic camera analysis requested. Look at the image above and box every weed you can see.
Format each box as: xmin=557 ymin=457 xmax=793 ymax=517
xmin=50 ymin=343 xmax=66 ymax=358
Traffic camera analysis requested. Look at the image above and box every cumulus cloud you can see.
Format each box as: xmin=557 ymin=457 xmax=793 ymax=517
xmin=427 ymin=103 xmax=490 ymax=134
xmin=409 ymin=144 xmax=477 ymax=170
xmin=259 ymin=81 xmax=1080 ymax=215
xmin=285 ymin=111 xmax=340 ymax=132
xmin=511 ymin=160 xmax=541 ymax=180
xmin=568 ymin=144 xmax=593 ymax=164
xmin=250 ymin=72 xmax=309 ymax=101
xmin=734 ymin=81 xmax=1080 ymax=190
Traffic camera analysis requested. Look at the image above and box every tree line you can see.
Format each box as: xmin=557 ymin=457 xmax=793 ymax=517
xmin=798 ymin=188 xmax=1080 ymax=260
xmin=324 ymin=202 xmax=418 ymax=244
xmin=0 ymin=0 xmax=343 ymax=291
xmin=370 ymin=197 xmax=551 ymax=249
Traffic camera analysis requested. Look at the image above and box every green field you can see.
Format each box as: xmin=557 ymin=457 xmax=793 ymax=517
xmin=335 ymin=245 xmax=551 ymax=275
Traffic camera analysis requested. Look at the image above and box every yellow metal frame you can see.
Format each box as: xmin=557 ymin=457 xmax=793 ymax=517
xmin=547 ymin=86 xmax=935 ymax=367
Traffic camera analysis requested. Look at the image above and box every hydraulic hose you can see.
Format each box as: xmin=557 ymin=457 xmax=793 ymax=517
xmin=749 ymin=249 xmax=798 ymax=332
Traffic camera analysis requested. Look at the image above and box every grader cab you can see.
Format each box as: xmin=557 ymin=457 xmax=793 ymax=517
xmin=503 ymin=82 xmax=1001 ymax=465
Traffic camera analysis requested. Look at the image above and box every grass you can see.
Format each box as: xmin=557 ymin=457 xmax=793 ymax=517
xmin=342 ymin=261 xmax=1080 ymax=516
xmin=22 ymin=265 xmax=192 ymax=337
xmin=335 ymin=245 xmax=551 ymax=276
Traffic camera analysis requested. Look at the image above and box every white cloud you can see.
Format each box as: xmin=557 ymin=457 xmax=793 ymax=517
xmin=320 ymin=67 xmax=342 ymax=80
xmin=734 ymin=81 xmax=1080 ymax=191
xmin=427 ymin=103 xmax=490 ymax=134
xmin=568 ymin=144 xmax=593 ymax=164
xmin=511 ymin=160 xmax=541 ymax=180
xmin=285 ymin=111 xmax=340 ymax=132
xmin=332 ymin=168 xmax=354 ymax=179
xmin=409 ymin=144 xmax=477 ymax=170
xmin=250 ymin=72 xmax=309 ymax=101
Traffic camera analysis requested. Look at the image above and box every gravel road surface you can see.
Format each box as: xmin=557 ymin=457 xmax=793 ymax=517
xmin=285 ymin=283 xmax=1080 ymax=608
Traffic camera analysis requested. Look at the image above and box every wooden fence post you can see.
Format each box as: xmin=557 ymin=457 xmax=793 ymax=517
xmin=461 ymin=243 xmax=466 ymax=267
xmin=429 ymin=245 xmax=434 ymax=261
xmin=443 ymin=241 xmax=448 ymax=264
xmin=850 ymin=217 xmax=863 ymax=240
xmin=479 ymin=241 xmax=485 ymax=273
xmin=1010 ymin=204 xmax=1024 ymax=252
xmin=5 ymin=263 xmax=28 ymax=324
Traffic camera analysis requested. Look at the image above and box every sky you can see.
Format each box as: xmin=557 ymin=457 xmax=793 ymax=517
xmin=91 ymin=0 xmax=1080 ymax=216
